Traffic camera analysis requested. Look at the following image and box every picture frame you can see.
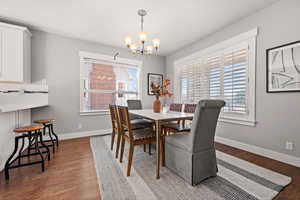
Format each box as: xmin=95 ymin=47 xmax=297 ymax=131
xmin=147 ymin=73 xmax=163 ymax=95
xmin=266 ymin=40 xmax=300 ymax=93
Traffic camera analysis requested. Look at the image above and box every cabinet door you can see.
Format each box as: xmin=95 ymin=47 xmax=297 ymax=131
xmin=0 ymin=30 xmax=3 ymax=78
xmin=0 ymin=26 xmax=24 ymax=83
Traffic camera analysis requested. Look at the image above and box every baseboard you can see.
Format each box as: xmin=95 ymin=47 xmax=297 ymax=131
xmin=215 ymin=136 xmax=300 ymax=168
xmin=59 ymin=129 xmax=112 ymax=140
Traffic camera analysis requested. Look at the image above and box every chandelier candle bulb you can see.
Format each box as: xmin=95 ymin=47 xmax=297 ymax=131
xmin=153 ymin=38 xmax=160 ymax=49
xmin=124 ymin=37 xmax=132 ymax=47
xmin=139 ymin=32 xmax=147 ymax=43
xmin=146 ymin=45 xmax=153 ymax=54
xmin=124 ymin=9 xmax=160 ymax=55
xmin=130 ymin=44 xmax=137 ymax=53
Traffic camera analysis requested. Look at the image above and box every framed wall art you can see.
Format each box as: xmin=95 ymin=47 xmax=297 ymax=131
xmin=147 ymin=73 xmax=163 ymax=95
xmin=267 ymin=40 xmax=300 ymax=93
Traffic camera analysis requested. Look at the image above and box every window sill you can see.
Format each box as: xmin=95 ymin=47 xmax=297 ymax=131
xmin=219 ymin=116 xmax=256 ymax=127
xmin=80 ymin=111 xmax=109 ymax=116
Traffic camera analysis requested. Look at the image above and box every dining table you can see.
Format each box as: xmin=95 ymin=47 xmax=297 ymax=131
xmin=129 ymin=109 xmax=194 ymax=179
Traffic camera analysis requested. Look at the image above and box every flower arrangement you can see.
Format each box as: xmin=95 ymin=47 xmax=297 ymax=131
xmin=150 ymin=79 xmax=173 ymax=97
xmin=151 ymin=79 xmax=173 ymax=113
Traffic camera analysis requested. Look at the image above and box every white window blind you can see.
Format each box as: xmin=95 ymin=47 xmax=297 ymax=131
xmin=223 ymin=48 xmax=248 ymax=113
xmin=177 ymin=45 xmax=249 ymax=114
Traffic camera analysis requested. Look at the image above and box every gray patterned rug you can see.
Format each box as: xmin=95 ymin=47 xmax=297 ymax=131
xmin=90 ymin=136 xmax=291 ymax=200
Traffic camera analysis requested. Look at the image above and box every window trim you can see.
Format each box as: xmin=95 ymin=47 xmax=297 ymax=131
xmin=173 ymin=28 xmax=257 ymax=126
xmin=79 ymin=51 xmax=143 ymax=115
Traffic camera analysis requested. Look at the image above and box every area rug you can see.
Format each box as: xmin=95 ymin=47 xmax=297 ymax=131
xmin=90 ymin=136 xmax=291 ymax=200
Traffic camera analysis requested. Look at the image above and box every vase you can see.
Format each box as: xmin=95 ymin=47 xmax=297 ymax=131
xmin=153 ymin=96 xmax=161 ymax=113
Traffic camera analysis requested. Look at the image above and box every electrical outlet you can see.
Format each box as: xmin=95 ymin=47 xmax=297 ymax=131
xmin=285 ymin=141 xmax=294 ymax=150
xmin=78 ymin=123 xmax=83 ymax=129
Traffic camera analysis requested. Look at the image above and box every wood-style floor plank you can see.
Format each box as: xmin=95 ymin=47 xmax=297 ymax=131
xmin=0 ymin=137 xmax=299 ymax=200
xmin=0 ymin=137 xmax=100 ymax=200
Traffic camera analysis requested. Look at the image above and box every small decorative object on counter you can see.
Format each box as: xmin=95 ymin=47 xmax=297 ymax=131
xmin=151 ymin=79 xmax=173 ymax=113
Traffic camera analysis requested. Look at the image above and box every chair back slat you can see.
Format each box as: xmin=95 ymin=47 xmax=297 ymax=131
xmin=109 ymin=104 xmax=118 ymax=133
xmin=127 ymin=100 xmax=143 ymax=110
xmin=169 ymin=103 xmax=183 ymax=112
xmin=117 ymin=106 xmax=134 ymax=140
xmin=184 ymin=104 xmax=197 ymax=113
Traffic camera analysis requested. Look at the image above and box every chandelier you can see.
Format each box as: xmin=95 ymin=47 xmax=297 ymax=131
xmin=124 ymin=9 xmax=160 ymax=55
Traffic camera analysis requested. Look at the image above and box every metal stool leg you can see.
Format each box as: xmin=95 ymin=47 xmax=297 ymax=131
xmin=50 ymin=124 xmax=59 ymax=147
xmin=47 ymin=124 xmax=56 ymax=153
xmin=4 ymin=136 xmax=19 ymax=181
xmin=34 ymin=131 xmax=45 ymax=172
xmin=18 ymin=136 xmax=25 ymax=165
xmin=27 ymin=134 xmax=31 ymax=158
xmin=39 ymin=131 xmax=51 ymax=161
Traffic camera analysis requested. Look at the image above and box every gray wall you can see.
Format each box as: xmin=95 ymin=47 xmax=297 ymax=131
xmin=166 ymin=0 xmax=300 ymax=158
xmin=31 ymin=30 xmax=165 ymax=135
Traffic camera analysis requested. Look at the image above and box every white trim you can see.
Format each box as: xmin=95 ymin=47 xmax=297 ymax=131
xmin=219 ymin=117 xmax=256 ymax=127
xmin=79 ymin=110 xmax=110 ymax=116
xmin=175 ymin=28 xmax=258 ymax=65
xmin=215 ymin=136 xmax=300 ymax=168
xmin=0 ymin=22 xmax=32 ymax=36
xmin=0 ymin=30 xmax=3 ymax=76
xmin=79 ymin=51 xmax=142 ymax=67
xmin=79 ymin=51 xmax=143 ymax=114
xmin=59 ymin=129 xmax=112 ymax=140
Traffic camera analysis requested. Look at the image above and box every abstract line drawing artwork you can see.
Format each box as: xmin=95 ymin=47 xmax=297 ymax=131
xmin=267 ymin=41 xmax=300 ymax=92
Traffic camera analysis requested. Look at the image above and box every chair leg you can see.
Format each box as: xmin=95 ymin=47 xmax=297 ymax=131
xmin=148 ymin=143 xmax=151 ymax=155
xmin=115 ymin=133 xmax=122 ymax=158
xmin=143 ymin=144 xmax=146 ymax=152
xmin=161 ymin=137 xmax=165 ymax=167
xmin=119 ymin=137 xmax=125 ymax=163
xmin=127 ymin=143 xmax=134 ymax=176
xmin=110 ymin=130 xmax=115 ymax=150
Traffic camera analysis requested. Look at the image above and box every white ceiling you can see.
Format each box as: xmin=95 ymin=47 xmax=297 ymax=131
xmin=0 ymin=0 xmax=278 ymax=55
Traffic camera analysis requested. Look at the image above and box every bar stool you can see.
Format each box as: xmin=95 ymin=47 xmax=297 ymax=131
xmin=34 ymin=119 xmax=58 ymax=153
xmin=4 ymin=124 xmax=50 ymax=181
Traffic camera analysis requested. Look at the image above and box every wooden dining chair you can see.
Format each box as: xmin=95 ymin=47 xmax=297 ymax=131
xmin=163 ymin=103 xmax=197 ymax=135
xmin=127 ymin=99 xmax=155 ymax=154
xmin=169 ymin=103 xmax=183 ymax=112
xmin=109 ymin=104 xmax=122 ymax=158
xmin=118 ymin=106 xmax=165 ymax=176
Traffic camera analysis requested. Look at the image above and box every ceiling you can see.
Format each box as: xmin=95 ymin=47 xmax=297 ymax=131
xmin=0 ymin=0 xmax=278 ymax=55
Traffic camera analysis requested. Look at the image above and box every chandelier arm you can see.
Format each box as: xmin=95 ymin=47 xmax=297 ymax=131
xmin=141 ymin=15 xmax=144 ymax=32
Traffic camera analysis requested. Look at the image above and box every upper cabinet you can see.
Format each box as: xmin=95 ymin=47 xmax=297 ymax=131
xmin=0 ymin=22 xmax=31 ymax=83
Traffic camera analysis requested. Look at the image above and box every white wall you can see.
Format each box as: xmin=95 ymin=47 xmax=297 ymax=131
xmin=31 ymin=30 xmax=166 ymax=135
xmin=166 ymin=0 xmax=300 ymax=158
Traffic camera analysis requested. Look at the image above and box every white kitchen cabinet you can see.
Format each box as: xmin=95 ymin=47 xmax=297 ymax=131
xmin=0 ymin=22 xmax=31 ymax=83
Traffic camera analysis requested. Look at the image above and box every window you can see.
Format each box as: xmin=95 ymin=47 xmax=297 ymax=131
xmin=174 ymin=29 xmax=257 ymax=126
xmin=79 ymin=52 xmax=142 ymax=114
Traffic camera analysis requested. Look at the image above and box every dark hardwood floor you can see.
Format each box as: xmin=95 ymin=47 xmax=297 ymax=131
xmin=0 ymin=137 xmax=299 ymax=200
xmin=0 ymin=137 xmax=101 ymax=200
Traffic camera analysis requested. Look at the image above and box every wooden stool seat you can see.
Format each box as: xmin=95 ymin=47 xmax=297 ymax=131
xmin=14 ymin=124 xmax=44 ymax=133
xmin=34 ymin=119 xmax=55 ymax=124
